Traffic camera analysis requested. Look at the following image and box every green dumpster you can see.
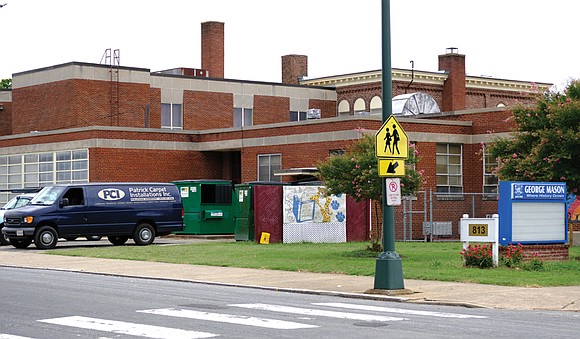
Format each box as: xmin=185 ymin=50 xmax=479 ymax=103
xmin=172 ymin=179 xmax=234 ymax=235
xmin=233 ymin=181 xmax=285 ymax=241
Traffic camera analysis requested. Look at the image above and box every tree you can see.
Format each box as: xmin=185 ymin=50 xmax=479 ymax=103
xmin=487 ymin=81 xmax=580 ymax=194
xmin=317 ymin=129 xmax=425 ymax=250
xmin=0 ymin=78 xmax=11 ymax=89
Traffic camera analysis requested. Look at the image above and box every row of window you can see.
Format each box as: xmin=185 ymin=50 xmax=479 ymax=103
xmin=161 ymin=104 xmax=321 ymax=129
xmin=0 ymin=145 xmax=498 ymax=204
xmin=0 ymin=150 xmax=89 ymax=204
xmin=258 ymin=143 xmax=499 ymax=195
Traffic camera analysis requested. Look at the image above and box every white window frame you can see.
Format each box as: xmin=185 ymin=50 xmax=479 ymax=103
xmin=436 ymin=143 xmax=463 ymax=194
xmin=234 ymin=107 xmax=253 ymax=127
xmin=161 ymin=103 xmax=183 ymax=130
xmin=0 ymin=149 xmax=89 ymax=204
xmin=257 ymin=154 xmax=281 ymax=182
xmin=290 ymin=111 xmax=307 ymax=122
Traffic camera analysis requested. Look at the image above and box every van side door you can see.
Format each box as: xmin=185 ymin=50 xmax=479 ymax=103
xmin=58 ymin=187 xmax=88 ymax=237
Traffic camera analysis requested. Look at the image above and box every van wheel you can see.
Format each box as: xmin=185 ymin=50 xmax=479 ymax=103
xmin=108 ymin=236 xmax=128 ymax=246
xmin=10 ymin=237 xmax=32 ymax=249
xmin=0 ymin=233 xmax=10 ymax=245
xmin=133 ymin=223 xmax=155 ymax=245
xmin=34 ymin=226 xmax=58 ymax=249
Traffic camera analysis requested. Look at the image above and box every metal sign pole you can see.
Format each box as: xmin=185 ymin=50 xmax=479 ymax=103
xmin=374 ymin=0 xmax=404 ymax=290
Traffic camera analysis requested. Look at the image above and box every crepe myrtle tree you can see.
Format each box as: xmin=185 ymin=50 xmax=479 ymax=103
xmin=317 ymin=129 xmax=425 ymax=251
xmin=487 ymin=81 xmax=580 ymax=195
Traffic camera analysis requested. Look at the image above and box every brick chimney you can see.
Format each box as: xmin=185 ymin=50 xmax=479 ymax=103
xmin=438 ymin=47 xmax=466 ymax=111
xmin=201 ymin=21 xmax=224 ymax=78
xmin=282 ymin=54 xmax=308 ymax=85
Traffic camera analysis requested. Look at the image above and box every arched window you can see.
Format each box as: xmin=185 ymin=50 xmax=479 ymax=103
xmin=370 ymin=96 xmax=382 ymax=115
xmin=497 ymin=102 xmax=506 ymax=107
xmin=338 ymin=100 xmax=350 ymax=117
xmin=354 ymin=98 xmax=367 ymax=115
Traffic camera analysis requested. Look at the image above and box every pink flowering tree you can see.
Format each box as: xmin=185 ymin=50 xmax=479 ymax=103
xmin=317 ymin=130 xmax=425 ymax=250
xmin=487 ymin=81 xmax=580 ymax=194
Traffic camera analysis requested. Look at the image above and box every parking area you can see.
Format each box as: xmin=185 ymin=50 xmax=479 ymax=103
xmin=0 ymin=234 xmax=235 ymax=252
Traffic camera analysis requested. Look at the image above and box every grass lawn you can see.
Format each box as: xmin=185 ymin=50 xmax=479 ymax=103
xmin=47 ymin=241 xmax=580 ymax=287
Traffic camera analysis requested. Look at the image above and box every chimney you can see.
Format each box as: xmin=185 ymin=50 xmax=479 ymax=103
xmin=201 ymin=21 xmax=224 ymax=78
xmin=438 ymin=47 xmax=466 ymax=111
xmin=282 ymin=54 xmax=308 ymax=85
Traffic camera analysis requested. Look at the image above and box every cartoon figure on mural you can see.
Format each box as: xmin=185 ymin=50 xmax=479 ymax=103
xmin=383 ymin=124 xmax=401 ymax=155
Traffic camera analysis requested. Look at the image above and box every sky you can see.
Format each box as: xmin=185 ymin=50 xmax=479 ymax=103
xmin=1 ymin=0 xmax=579 ymax=91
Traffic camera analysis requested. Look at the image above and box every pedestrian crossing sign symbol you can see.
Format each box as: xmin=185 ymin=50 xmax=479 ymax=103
xmin=375 ymin=116 xmax=408 ymax=159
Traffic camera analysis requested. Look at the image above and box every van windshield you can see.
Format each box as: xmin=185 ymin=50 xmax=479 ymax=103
xmin=31 ymin=186 xmax=65 ymax=205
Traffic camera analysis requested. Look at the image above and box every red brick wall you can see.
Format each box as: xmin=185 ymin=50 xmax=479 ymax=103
xmin=499 ymin=244 xmax=569 ymax=261
xmin=309 ymin=99 xmax=337 ymax=119
xmin=253 ymin=95 xmax=289 ymax=125
xmin=184 ymin=90 xmax=233 ymax=129
xmin=88 ymin=148 xmax=225 ymax=182
xmin=336 ymin=80 xmax=537 ymax=115
xmin=0 ymin=101 xmax=11 ymax=136
xmin=11 ymin=79 xmax=151 ymax=134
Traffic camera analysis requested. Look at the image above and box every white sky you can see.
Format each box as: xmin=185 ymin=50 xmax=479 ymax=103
xmin=1 ymin=0 xmax=578 ymax=91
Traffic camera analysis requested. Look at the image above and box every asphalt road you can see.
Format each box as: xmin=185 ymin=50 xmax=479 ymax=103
xmin=0 ymin=267 xmax=578 ymax=338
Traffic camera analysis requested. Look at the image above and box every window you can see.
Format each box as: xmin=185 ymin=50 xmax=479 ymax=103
xmin=329 ymin=149 xmax=345 ymax=156
xmin=370 ymin=96 xmax=382 ymax=115
xmin=290 ymin=111 xmax=307 ymax=122
xmin=161 ymin=103 xmax=183 ymax=130
xmin=354 ymin=98 xmax=368 ymax=115
xmin=483 ymin=145 xmax=499 ymax=196
xmin=0 ymin=149 xmax=88 ymax=204
xmin=436 ymin=144 xmax=462 ymax=194
xmin=234 ymin=108 xmax=253 ymax=127
xmin=258 ymin=154 xmax=281 ymax=182
xmin=338 ymin=100 xmax=350 ymax=117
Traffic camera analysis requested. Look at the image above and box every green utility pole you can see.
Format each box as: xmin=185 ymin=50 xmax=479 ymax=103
xmin=373 ymin=0 xmax=404 ymax=290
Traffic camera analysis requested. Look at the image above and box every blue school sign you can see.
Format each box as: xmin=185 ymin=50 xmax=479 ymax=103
xmin=498 ymin=181 xmax=568 ymax=246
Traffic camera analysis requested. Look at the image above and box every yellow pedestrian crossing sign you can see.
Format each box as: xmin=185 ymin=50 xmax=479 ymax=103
xmin=378 ymin=159 xmax=406 ymax=177
xmin=375 ymin=116 xmax=408 ymax=159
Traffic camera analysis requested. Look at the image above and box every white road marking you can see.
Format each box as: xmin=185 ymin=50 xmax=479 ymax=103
xmin=229 ymin=303 xmax=406 ymax=322
xmin=313 ymin=302 xmax=488 ymax=319
xmin=0 ymin=335 xmax=35 ymax=339
xmin=38 ymin=316 xmax=217 ymax=339
xmin=138 ymin=308 xmax=318 ymax=330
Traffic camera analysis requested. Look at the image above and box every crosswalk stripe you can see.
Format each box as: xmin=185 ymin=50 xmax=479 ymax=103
xmin=38 ymin=316 xmax=217 ymax=339
xmin=313 ymin=302 xmax=488 ymax=319
xmin=229 ymin=303 xmax=406 ymax=322
xmin=138 ymin=308 xmax=318 ymax=330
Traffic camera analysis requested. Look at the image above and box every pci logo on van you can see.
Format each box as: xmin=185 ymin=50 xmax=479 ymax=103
xmin=98 ymin=188 xmax=126 ymax=201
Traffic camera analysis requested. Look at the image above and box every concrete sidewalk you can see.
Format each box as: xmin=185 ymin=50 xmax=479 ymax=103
xmin=1 ymin=250 xmax=579 ymax=312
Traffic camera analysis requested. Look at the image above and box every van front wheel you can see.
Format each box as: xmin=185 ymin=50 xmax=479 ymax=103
xmin=133 ymin=223 xmax=155 ymax=245
xmin=34 ymin=226 xmax=58 ymax=249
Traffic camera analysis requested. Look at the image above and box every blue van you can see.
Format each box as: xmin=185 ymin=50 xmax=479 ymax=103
xmin=1 ymin=183 xmax=184 ymax=249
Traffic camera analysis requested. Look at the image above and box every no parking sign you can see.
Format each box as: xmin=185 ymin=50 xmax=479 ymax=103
xmin=386 ymin=178 xmax=401 ymax=206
